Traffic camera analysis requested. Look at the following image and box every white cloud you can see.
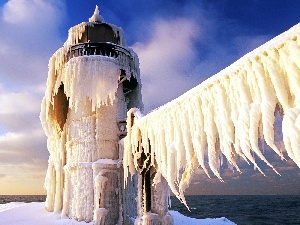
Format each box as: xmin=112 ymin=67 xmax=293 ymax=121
xmin=130 ymin=13 xmax=271 ymax=114
xmin=0 ymin=129 xmax=48 ymax=194
xmin=0 ymin=91 xmax=40 ymax=114
xmin=132 ymin=18 xmax=203 ymax=113
xmin=0 ymin=0 xmax=65 ymax=193
xmin=0 ymin=89 xmax=42 ymax=132
xmin=0 ymin=0 xmax=65 ymax=89
xmin=0 ymin=130 xmax=47 ymax=164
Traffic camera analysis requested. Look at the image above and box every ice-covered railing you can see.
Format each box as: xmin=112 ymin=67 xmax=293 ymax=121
xmin=42 ymin=18 xmax=140 ymax=127
xmin=41 ymin=56 xmax=122 ymax=126
xmin=67 ymin=42 xmax=139 ymax=77
xmin=47 ymin=18 xmax=129 ymax=82
xmin=124 ymin=23 xmax=300 ymax=206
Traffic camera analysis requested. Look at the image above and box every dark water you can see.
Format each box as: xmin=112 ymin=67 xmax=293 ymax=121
xmin=170 ymin=195 xmax=300 ymax=225
xmin=1 ymin=195 xmax=300 ymax=225
xmin=0 ymin=195 xmax=46 ymax=204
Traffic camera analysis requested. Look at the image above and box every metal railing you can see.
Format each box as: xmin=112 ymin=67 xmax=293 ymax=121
xmin=65 ymin=42 xmax=138 ymax=76
xmin=67 ymin=42 xmax=129 ymax=61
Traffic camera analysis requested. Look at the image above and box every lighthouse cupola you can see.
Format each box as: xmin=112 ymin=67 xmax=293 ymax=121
xmin=72 ymin=5 xmax=125 ymax=46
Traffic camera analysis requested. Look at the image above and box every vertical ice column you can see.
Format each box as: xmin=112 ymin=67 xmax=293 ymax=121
xmin=151 ymin=174 xmax=173 ymax=225
xmin=44 ymin=157 xmax=56 ymax=211
xmin=62 ymin=86 xmax=124 ymax=223
xmin=134 ymin=170 xmax=173 ymax=225
xmin=95 ymin=102 xmax=119 ymax=160
xmin=92 ymin=87 xmax=126 ymax=224
xmin=93 ymin=161 xmax=119 ymax=225
xmin=63 ymin=100 xmax=95 ymax=222
xmin=44 ymin=129 xmax=67 ymax=213
xmin=122 ymin=174 xmax=138 ymax=225
xmin=118 ymin=139 xmax=138 ymax=225
xmin=67 ymin=164 xmax=94 ymax=221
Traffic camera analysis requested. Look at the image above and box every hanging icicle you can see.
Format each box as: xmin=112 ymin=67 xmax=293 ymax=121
xmin=124 ymin=23 xmax=300 ymax=205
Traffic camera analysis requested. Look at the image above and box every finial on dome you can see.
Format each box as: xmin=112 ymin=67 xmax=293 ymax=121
xmin=89 ymin=5 xmax=104 ymax=23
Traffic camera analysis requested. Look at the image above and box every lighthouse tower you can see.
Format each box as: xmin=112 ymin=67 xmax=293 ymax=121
xmin=40 ymin=6 xmax=143 ymax=224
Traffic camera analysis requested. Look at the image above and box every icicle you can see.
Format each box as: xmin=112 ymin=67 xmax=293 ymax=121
xmin=282 ymin=108 xmax=300 ymax=167
xmin=261 ymin=49 xmax=290 ymax=111
xmin=123 ymin=22 xmax=300 ymax=207
xmin=190 ymin=95 xmax=210 ymax=177
xmin=50 ymin=56 xmax=121 ymax=111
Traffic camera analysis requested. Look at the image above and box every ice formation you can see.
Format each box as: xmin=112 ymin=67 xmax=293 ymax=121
xmin=89 ymin=5 xmax=104 ymax=23
xmin=41 ymin=5 xmax=300 ymax=225
xmin=40 ymin=6 xmax=149 ymax=225
xmin=124 ymin=23 xmax=300 ymax=206
xmin=40 ymin=5 xmax=174 ymax=225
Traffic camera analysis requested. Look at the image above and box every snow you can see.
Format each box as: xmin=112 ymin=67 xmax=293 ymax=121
xmin=0 ymin=202 xmax=236 ymax=225
xmin=169 ymin=211 xmax=236 ymax=225
xmin=93 ymin=158 xmax=120 ymax=165
xmin=124 ymin=23 xmax=300 ymax=206
xmin=0 ymin=202 xmax=93 ymax=225
xmin=0 ymin=202 xmax=25 ymax=213
xmin=89 ymin=5 xmax=104 ymax=23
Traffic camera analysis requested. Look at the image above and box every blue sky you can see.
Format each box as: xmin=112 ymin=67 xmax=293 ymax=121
xmin=0 ymin=0 xmax=300 ymax=195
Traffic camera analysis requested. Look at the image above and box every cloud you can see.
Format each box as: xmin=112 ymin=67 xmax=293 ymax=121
xmin=0 ymin=89 xmax=42 ymax=133
xmin=0 ymin=0 xmax=65 ymax=89
xmin=129 ymin=1 xmax=275 ymax=114
xmin=0 ymin=130 xmax=47 ymax=164
xmin=0 ymin=162 xmax=47 ymax=194
xmin=0 ymin=129 xmax=48 ymax=194
xmin=0 ymin=91 xmax=40 ymax=114
xmin=0 ymin=0 xmax=65 ymax=194
xmin=132 ymin=18 xmax=202 ymax=113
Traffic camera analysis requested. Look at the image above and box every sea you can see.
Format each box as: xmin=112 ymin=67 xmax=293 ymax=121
xmin=170 ymin=195 xmax=300 ymax=225
xmin=0 ymin=195 xmax=299 ymax=225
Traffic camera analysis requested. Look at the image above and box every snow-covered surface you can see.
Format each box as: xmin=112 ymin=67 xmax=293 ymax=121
xmin=124 ymin=23 xmax=300 ymax=206
xmin=0 ymin=202 xmax=93 ymax=224
xmin=169 ymin=211 xmax=236 ymax=225
xmin=0 ymin=202 xmax=236 ymax=225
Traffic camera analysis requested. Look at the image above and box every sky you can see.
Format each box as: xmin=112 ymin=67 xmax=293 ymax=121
xmin=0 ymin=0 xmax=300 ymax=195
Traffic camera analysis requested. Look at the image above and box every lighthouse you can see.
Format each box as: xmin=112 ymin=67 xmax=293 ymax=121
xmin=40 ymin=6 xmax=144 ymax=224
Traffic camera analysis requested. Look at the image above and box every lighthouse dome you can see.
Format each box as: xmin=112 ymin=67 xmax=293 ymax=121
xmin=66 ymin=6 xmax=126 ymax=47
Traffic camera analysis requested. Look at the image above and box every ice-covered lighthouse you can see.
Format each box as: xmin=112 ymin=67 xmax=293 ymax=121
xmin=40 ymin=6 xmax=170 ymax=225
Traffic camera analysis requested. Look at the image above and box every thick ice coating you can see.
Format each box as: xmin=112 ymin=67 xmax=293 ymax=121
xmin=41 ymin=8 xmax=300 ymax=223
xmin=40 ymin=55 xmax=123 ymax=217
xmin=124 ymin=23 xmax=300 ymax=205
xmin=40 ymin=11 xmax=143 ymax=223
